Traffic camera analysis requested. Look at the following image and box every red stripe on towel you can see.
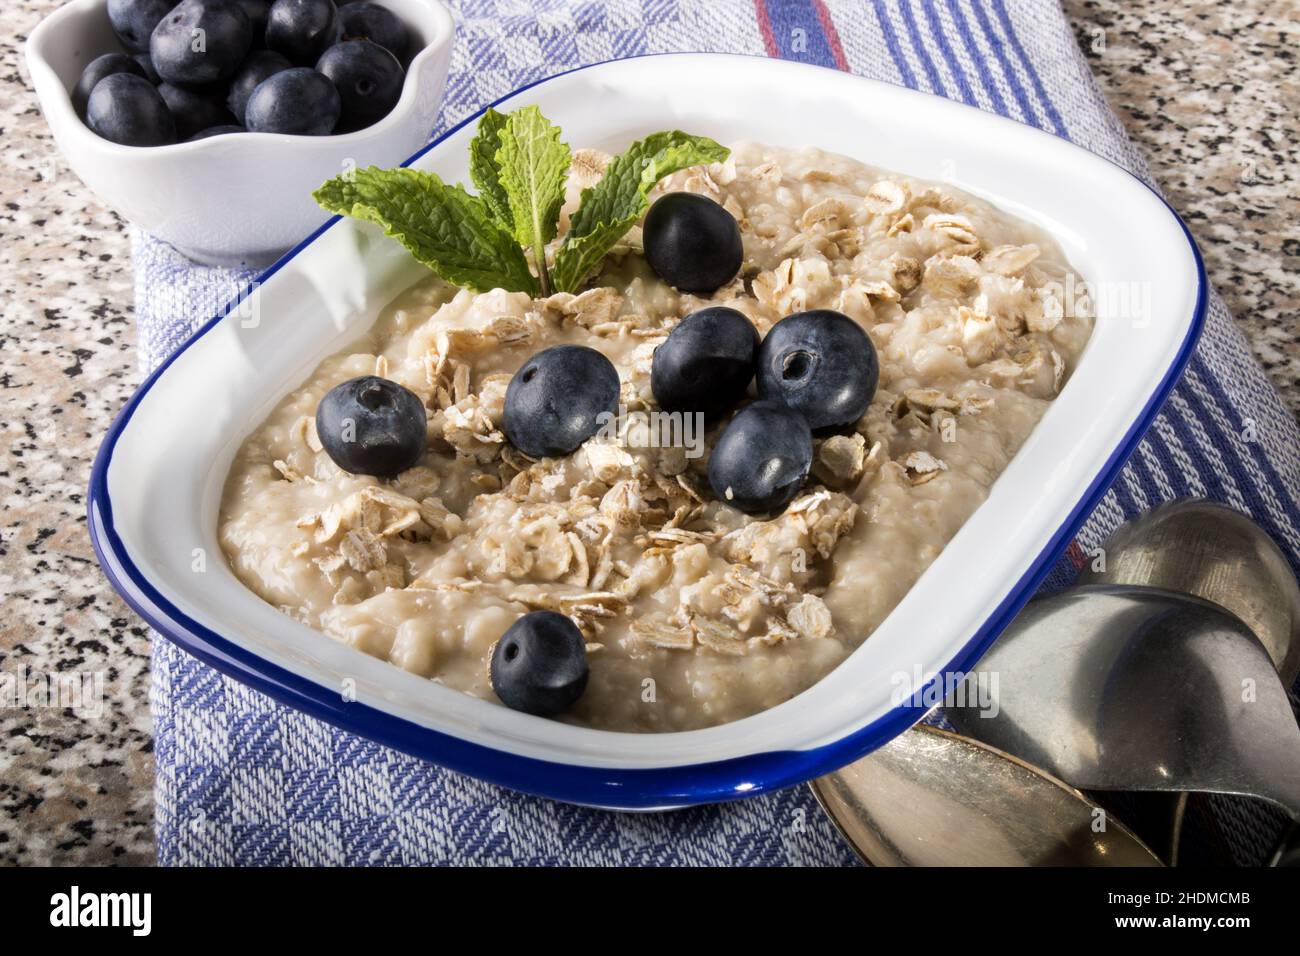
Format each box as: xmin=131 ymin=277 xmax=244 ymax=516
xmin=753 ymin=0 xmax=781 ymax=58
xmin=812 ymin=0 xmax=850 ymax=71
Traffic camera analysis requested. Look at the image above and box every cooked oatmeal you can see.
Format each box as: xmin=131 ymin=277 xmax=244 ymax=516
xmin=219 ymin=141 xmax=1093 ymax=732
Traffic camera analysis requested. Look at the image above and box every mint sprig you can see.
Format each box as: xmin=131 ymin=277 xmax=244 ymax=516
xmin=314 ymin=107 xmax=730 ymax=296
xmin=314 ymin=167 xmax=538 ymax=295
xmin=495 ymin=107 xmax=570 ymax=296
xmin=468 ymin=108 xmax=512 ymax=226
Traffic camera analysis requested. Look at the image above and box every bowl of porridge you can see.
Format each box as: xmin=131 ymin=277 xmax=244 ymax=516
xmin=89 ymin=54 xmax=1205 ymax=808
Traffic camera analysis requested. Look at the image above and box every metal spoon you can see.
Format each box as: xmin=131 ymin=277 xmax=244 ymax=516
xmin=1076 ymin=498 xmax=1300 ymax=684
xmin=1076 ymin=499 xmax=1300 ymax=862
xmin=810 ymin=724 xmax=1161 ymax=866
xmin=945 ymin=584 xmax=1300 ymax=820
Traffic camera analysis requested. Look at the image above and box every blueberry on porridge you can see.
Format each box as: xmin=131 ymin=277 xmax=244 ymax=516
xmin=502 ymin=345 xmax=620 ymax=458
xmin=316 ymin=376 xmax=427 ymax=477
xmin=757 ymin=308 xmax=879 ymax=431
xmin=651 ymin=306 xmax=759 ymax=418
xmin=218 ymin=106 xmax=1093 ymax=732
xmin=490 ymin=611 xmax=589 ymax=717
xmin=707 ymin=401 xmax=814 ymax=515
xmin=643 ymin=191 xmax=744 ymax=294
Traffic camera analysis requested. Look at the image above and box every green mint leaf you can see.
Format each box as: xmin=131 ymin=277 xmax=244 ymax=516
xmin=552 ymin=131 xmax=730 ymax=293
xmin=469 ymin=108 xmax=512 ymax=226
xmin=496 ymin=106 xmax=571 ymax=295
xmin=314 ymin=166 xmax=539 ymax=296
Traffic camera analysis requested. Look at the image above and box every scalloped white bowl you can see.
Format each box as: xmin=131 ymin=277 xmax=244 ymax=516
xmin=26 ymin=0 xmax=454 ymax=267
xmin=88 ymin=53 xmax=1205 ymax=809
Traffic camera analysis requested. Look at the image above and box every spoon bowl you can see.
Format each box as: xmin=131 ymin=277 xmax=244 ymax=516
xmin=1077 ymin=499 xmax=1300 ymax=684
xmin=1077 ymin=500 xmax=1300 ymax=861
xmin=946 ymin=585 xmax=1300 ymax=819
xmin=810 ymin=725 xmax=1161 ymax=866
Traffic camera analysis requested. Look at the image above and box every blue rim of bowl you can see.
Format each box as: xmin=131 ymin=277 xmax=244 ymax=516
xmin=86 ymin=53 xmax=1209 ymax=809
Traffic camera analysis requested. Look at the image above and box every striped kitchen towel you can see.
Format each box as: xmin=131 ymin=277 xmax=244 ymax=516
xmin=133 ymin=0 xmax=1300 ymax=866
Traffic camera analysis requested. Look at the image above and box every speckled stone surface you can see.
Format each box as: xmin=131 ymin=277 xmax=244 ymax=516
xmin=1063 ymin=0 xmax=1299 ymax=412
xmin=0 ymin=0 xmax=1295 ymax=866
xmin=2 ymin=2 xmax=154 ymax=865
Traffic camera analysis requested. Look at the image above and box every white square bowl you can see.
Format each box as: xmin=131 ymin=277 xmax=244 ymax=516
xmin=89 ymin=53 xmax=1205 ymax=810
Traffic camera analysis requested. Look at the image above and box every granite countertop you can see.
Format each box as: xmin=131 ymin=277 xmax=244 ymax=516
xmin=0 ymin=0 xmax=1295 ymax=865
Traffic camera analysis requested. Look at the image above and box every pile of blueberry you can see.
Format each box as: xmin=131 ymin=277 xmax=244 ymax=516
xmin=308 ymin=189 xmax=880 ymax=717
xmin=77 ymin=0 xmax=413 ymax=146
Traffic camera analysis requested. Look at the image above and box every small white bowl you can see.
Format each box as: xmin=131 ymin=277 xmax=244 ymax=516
xmin=26 ymin=0 xmax=454 ymax=267
xmin=88 ymin=54 xmax=1205 ymax=809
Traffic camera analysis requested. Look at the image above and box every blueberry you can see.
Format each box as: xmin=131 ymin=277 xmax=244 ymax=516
xmin=150 ymin=0 xmax=253 ymax=87
xmin=336 ymin=1 xmax=410 ymax=63
xmin=73 ymin=53 xmax=147 ymax=117
xmin=503 ymin=346 xmax=620 ymax=459
xmin=266 ymin=0 xmax=339 ymax=65
xmin=315 ymin=376 xmax=427 ymax=476
xmin=651 ymin=307 xmax=758 ymax=418
xmin=245 ymin=67 xmax=340 ymax=134
xmin=186 ymin=123 xmax=246 ymax=141
xmin=107 ymin=0 xmax=175 ymax=53
xmin=315 ymin=39 xmax=403 ymax=132
xmin=86 ymin=73 xmax=176 ymax=146
xmin=134 ymin=52 xmax=162 ymax=84
xmin=707 ymin=401 xmax=812 ymax=515
xmin=642 ymin=192 xmax=743 ymax=294
xmin=756 ymin=309 xmax=879 ymax=432
xmin=158 ymin=82 xmax=235 ymax=140
xmin=226 ymin=49 xmax=292 ymax=123
xmin=490 ymin=612 xmax=589 ymax=717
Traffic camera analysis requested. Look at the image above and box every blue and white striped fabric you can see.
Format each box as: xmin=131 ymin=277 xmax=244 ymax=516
xmin=134 ymin=0 xmax=1300 ymax=866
